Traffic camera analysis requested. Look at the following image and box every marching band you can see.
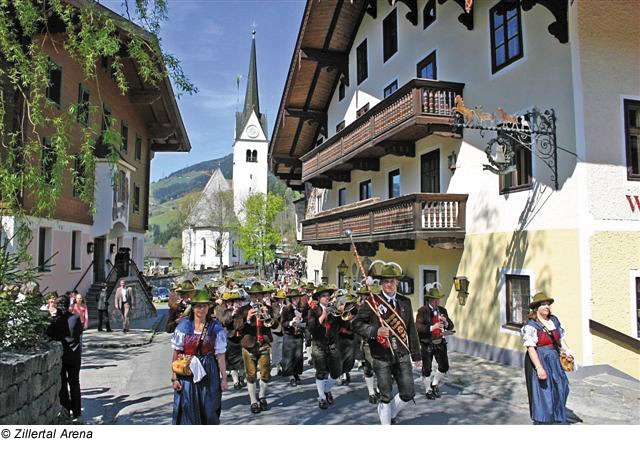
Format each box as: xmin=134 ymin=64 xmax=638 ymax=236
xmin=168 ymin=259 xmax=456 ymax=425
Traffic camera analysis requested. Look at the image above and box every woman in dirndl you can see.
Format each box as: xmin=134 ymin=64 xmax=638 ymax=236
xmin=521 ymin=292 xmax=574 ymax=424
xmin=171 ymin=290 xmax=228 ymax=424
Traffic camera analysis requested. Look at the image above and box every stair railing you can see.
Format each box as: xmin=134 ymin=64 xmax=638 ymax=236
xmin=72 ymin=260 xmax=94 ymax=293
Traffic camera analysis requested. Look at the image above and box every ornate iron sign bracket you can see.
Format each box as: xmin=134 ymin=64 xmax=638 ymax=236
xmin=453 ymin=101 xmax=558 ymax=189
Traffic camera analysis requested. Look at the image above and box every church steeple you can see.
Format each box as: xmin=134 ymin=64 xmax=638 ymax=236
xmin=236 ymin=31 xmax=267 ymax=140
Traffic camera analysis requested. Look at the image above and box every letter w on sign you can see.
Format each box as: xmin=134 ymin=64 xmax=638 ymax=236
xmin=626 ymin=195 xmax=640 ymax=213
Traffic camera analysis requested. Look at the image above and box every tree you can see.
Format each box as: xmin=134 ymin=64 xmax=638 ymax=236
xmin=236 ymin=192 xmax=284 ymax=278
xmin=0 ymin=0 xmax=196 ymax=245
xmin=201 ymin=189 xmax=237 ymax=277
xmin=166 ymin=237 xmax=182 ymax=269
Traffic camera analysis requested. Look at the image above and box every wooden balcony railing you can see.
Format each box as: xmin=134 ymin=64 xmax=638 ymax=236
xmin=301 ymin=193 xmax=467 ymax=248
xmin=301 ymin=79 xmax=464 ymax=182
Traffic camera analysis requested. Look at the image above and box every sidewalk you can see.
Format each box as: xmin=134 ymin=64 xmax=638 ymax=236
xmin=82 ymin=312 xmax=164 ymax=349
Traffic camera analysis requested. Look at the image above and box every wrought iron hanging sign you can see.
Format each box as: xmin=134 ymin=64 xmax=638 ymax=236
xmin=452 ymin=95 xmax=559 ymax=189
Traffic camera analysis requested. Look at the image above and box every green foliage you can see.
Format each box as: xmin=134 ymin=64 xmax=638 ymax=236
xmin=0 ymin=236 xmax=51 ymax=350
xmin=0 ymin=0 xmax=195 ymax=247
xmin=236 ymin=192 xmax=285 ymax=276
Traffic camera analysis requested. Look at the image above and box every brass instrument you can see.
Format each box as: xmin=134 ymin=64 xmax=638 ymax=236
xmin=327 ymin=299 xmax=341 ymax=317
xmin=252 ymin=302 xmax=275 ymax=327
xmin=341 ymin=302 xmax=358 ymax=321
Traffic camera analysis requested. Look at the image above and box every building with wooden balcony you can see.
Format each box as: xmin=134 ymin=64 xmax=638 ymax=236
xmin=0 ymin=1 xmax=190 ymax=302
xmin=270 ymin=0 xmax=640 ymax=378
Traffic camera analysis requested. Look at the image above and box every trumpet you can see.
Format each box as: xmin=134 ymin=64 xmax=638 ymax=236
xmin=252 ymin=302 xmax=275 ymax=327
xmin=327 ymin=299 xmax=341 ymax=317
xmin=341 ymin=303 xmax=358 ymax=321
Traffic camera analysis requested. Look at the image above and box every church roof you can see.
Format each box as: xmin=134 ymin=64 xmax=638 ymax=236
xmin=236 ymin=32 xmax=268 ymax=140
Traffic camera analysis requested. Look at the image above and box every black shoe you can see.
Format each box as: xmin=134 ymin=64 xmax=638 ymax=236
xmin=318 ymin=399 xmax=328 ymax=409
xmin=391 ymin=417 xmax=398 ymax=425
xmin=106 ymin=329 xmax=112 ymax=332
xmin=289 ymin=378 xmax=297 ymax=387
xmin=368 ymin=394 xmax=378 ymax=404
xmin=341 ymin=373 xmax=350 ymax=385
xmin=426 ymin=390 xmax=435 ymax=400
xmin=325 ymin=392 xmax=334 ymax=405
xmin=259 ymin=397 xmax=269 ymax=411
xmin=233 ymin=382 xmax=243 ymax=390
xmin=432 ymin=385 xmax=441 ymax=398
xmin=97 ymin=328 xmax=103 ymax=332
xmin=250 ymin=403 xmax=261 ymax=414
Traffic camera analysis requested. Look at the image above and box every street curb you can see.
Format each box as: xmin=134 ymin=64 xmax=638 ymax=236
xmin=83 ymin=316 xmax=164 ymax=349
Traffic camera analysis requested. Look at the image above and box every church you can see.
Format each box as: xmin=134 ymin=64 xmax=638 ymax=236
xmin=182 ymin=32 xmax=268 ymax=271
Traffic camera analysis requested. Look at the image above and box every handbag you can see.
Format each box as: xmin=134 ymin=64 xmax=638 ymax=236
xmin=537 ymin=318 xmax=573 ymax=372
xmin=171 ymin=320 xmax=210 ymax=377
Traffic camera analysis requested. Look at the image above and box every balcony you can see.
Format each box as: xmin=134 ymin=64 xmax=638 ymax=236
xmin=301 ymin=193 xmax=468 ymax=255
xmin=300 ymin=79 xmax=464 ymax=187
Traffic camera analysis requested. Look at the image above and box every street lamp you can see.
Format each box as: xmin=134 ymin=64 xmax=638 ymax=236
xmin=454 ymin=276 xmax=470 ymax=306
xmin=337 ymin=259 xmax=348 ymax=275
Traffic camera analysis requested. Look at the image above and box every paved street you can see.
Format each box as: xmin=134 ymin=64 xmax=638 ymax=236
xmin=78 ymin=308 xmax=640 ymax=425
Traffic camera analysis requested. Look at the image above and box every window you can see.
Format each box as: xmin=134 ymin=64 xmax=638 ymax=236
xmin=72 ymin=154 xmax=85 ymax=198
xmin=490 ymin=1 xmax=524 ymax=74
xmin=246 ymin=149 xmax=252 ymax=162
xmin=121 ymin=120 xmax=129 ymax=154
xmin=232 ymin=241 xmax=236 ymax=257
xmin=624 ymin=99 xmax=640 ymax=180
xmin=77 ymin=84 xmax=90 ymax=125
xmin=417 ymin=51 xmax=437 ymax=79
xmin=384 ymin=80 xmax=398 ymax=98
xmin=338 ymin=80 xmax=345 ymax=101
xmin=338 ymin=188 xmax=347 ymax=206
xmin=71 ymin=231 xmax=81 ymax=270
xmin=338 ymin=271 xmax=345 ymax=290
xmin=38 ymin=227 xmax=51 ymax=272
xmin=423 ymin=0 xmax=436 ymax=29
xmin=133 ymin=184 xmax=140 ymax=213
xmin=388 ymin=169 xmax=400 ymax=198
xmin=383 ymin=9 xmax=397 ymax=62
xmin=505 ymin=274 xmax=530 ymax=327
xmin=356 ymin=40 xmax=368 ymax=85
xmin=46 ymin=60 xmax=62 ymax=107
xmin=359 ymin=179 xmax=372 ymax=201
xmin=356 ymin=103 xmax=370 ymax=118
xmin=135 ymin=134 xmax=142 ymax=161
xmin=314 ymin=270 xmax=320 ymax=285
xmin=500 ymin=131 xmax=532 ymax=193
xmin=252 ymin=150 xmax=258 ymax=162
xmin=202 ymin=238 xmax=207 ymax=256
xmin=41 ymin=138 xmax=55 ymax=184
xmin=421 ymin=149 xmax=440 ymax=193
xmin=336 ymin=121 xmax=345 ymax=133
xmin=98 ymin=104 xmax=113 ymax=157
xmin=422 ymin=269 xmax=438 ymax=306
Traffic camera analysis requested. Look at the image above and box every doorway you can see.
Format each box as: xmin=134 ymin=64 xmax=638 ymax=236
xmin=93 ymin=237 xmax=106 ymax=282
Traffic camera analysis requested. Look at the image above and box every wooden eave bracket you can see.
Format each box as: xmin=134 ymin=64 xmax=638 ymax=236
xmin=300 ymin=47 xmax=349 ymax=82
xmin=521 ymin=0 xmax=568 ymax=44
xmin=147 ymin=123 xmax=175 ymax=140
xmin=437 ymin=0 xmax=474 ymax=30
xmin=390 ymin=0 xmax=419 ymax=26
xmin=129 ymin=89 xmax=161 ymax=105
xmin=285 ymin=108 xmax=328 ymax=136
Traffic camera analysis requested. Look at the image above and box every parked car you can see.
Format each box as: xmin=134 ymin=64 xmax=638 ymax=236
xmin=152 ymin=287 xmax=171 ymax=302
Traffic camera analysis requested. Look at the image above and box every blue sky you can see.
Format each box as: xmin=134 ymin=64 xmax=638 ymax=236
xmin=103 ymin=0 xmax=306 ymax=182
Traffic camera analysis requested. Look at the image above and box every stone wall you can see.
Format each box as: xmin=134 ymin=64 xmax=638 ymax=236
xmin=0 ymin=341 xmax=62 ymax=424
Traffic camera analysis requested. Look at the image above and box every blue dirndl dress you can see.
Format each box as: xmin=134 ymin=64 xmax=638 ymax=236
xmin=522 ymin=316 xmax=570 ymax=424
xmin=172 ymin=318 xmax=227 ymax=425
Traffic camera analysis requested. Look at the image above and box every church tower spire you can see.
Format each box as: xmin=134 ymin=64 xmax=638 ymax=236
xmin=236 ymin=31 xmax=267 ymax=140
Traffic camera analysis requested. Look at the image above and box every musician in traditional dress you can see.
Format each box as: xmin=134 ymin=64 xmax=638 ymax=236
xmin=301 ymin=281 xmax=314 ymax=365
xmin=232 ymin=281 xmax=279 ymax=414
xmin=307 ymin=283 xmax=341 ymax=409
xmin=166 ymin=280 xmax=196 ymax=333
xmin=220 ymin=289 xmax=246 ymax=390
xmin=352 ymin=261 xmax=421 ymax=425
xmin=355 ymin=282 xmax=381 ymax=404
xmin=280 ymin=287 xmax=306 ymax=386
xmin=337 ymin=291 xmax=359 ymax=386
xmin=269 ymin=285 xmax=286 ymax=377
xmin=415 ymin=285 xmax=455 ymax=399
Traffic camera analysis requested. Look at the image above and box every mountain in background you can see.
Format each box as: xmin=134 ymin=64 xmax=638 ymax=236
xmin=151 ymin=153 xmax=233 ymax=204
xmin=148 ymin=153 xmax=300 ymax=249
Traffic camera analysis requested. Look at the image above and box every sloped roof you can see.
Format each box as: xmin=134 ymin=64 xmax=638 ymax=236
xmin=236 ymin=34 xmax=268 ymax=140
